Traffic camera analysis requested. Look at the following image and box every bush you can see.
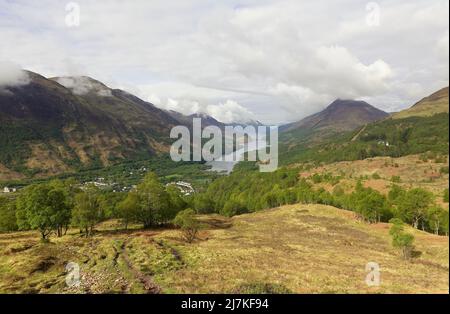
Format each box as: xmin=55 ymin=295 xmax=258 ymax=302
xmin=173 ymin=208 xmax=200 ymax=243
xmin=372 ymin=173 xmax=381 ymax=179
xmin=389 ymin=219 xmax=415 ymax=260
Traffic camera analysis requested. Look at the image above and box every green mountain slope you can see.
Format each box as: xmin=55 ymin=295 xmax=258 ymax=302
xmin=280 ymin=88 xmax=449 ymax=165
xmin=281 ymin=99 xmax=389 ymax=148
xmin=0 ymin=71 xmax=180 ymax=179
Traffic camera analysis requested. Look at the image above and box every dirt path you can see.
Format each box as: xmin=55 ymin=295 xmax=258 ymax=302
xmin=351 ymin=124 xmax=367 ymax=141
xmin=121 ymin=238 xmax=162 ymax=294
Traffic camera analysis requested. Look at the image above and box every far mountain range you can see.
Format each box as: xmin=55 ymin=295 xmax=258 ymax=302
xmin=0 ymin=70 xmax=448 ymax=180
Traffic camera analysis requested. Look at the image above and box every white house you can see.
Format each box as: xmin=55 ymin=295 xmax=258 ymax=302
xmin=2 ymin=187 xmax=16 ymax=193
xmin=166 ymin=181 xmax=195 ymax=196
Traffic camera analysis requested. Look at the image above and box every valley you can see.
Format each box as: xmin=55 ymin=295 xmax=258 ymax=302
xmin=0 ymin=70 xmax=448 ymax=295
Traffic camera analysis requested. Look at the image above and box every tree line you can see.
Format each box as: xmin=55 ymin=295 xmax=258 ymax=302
xmin=190 ymin=165 xmax=449 ymax=235
xmin=0 ymin=172 xmax=190 ymax=239
xmin=1 ymin=166 xmax=448 ymax=238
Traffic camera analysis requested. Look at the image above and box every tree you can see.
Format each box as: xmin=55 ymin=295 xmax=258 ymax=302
xmin=135 ymin=172 xmax=171 ymax=228
xmin=397 ymin=188 xmax=434 ymax=229
xmin=427 ymin=206 xmax=447 ymax=235
xmin=350 ymin=186 xmax=391 ymax=223
xmin=16 ymin=183 xmax=71 ymax=240
xmin=72 ymin=186 xmax=102 ymax=236
xmin=117 ymin=191 xmax=139 ymax=230
xmin=389 ymin=218 xmax=415 ymax=260
xmin=194 ymin=194 xmax=215 ymax=214
xmin=221 ymin=199 xmax=247 ymax=217
xmin=388 ymin=184 xmax=406 ymax=203
xmin=173 ymin=208 xmax=200 ymax=243
xmin=0 ymin=196 xmax=18 ymax=232
xmin=166 ymin=185 xmax=187 ymax=214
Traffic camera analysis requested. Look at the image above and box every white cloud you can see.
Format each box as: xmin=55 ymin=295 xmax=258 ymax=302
xmin=55 ymin=76 xmax=112 ymax=96
xmin=206 ymin=100 xmax=256 ymax=124
xmin=0 ymin=0 xmax=448 ymax=123
xmin=0 ymin=61 xmax=29 ymax=87
xmin=134 ymin=83 xmax=256 ymax=123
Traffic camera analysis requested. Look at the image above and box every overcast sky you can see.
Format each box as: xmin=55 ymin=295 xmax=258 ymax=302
xmin=0 ymin=0 xmax=448 ymax=124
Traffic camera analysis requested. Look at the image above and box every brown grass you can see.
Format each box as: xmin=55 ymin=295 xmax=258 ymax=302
xmin=0 ymin=205 xmax=447 ymax=294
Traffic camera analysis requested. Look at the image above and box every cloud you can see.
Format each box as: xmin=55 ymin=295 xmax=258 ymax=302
xmin=0 ymin=61 xmax=29 ymax=87
xmin=0 ymin=0 xmax=448 ymax=123
xmin=55 ymin=76 xmax=112 ymax=96
xmin=136 ymin=84 xmax=256 ymax=123
xmin=206 ymin=100 xmax=256 ymax=124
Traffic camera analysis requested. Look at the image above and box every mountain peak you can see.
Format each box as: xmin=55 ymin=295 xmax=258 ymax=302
xmin=327 ymin=99 xmax=371 ymax=109
xmin=282 ymin=99 xmax=388 ymax=135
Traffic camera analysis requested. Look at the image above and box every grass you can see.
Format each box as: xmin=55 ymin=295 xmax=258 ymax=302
xmin=0 ymin=204 xmax=448 ymax=294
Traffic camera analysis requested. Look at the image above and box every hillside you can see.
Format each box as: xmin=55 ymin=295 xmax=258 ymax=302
xmin=392 ymin=87 xmax=449 ymax=119
xmin=296 ymin=154 xmax=449 ymax=208
xmin=0 ymin=71 xmax=181 ymax=180
xmin=0 ymin=204 xmax=447 ymax=294
xmin=280 ymin=88 xmax=449 ymax=165
xmin=281 ymin=99 xmax=389 ymax=146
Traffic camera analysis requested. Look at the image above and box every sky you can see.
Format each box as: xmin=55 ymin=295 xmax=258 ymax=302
xmin=0 ymin=0 xmax=448 ymax=124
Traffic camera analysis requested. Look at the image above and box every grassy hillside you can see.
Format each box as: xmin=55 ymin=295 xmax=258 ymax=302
xmin=281 ymin=99 xmax=388 ymax=147
xmin=0 ymin=204 xmax=447 ymax=294
xmin=392 ymin=87 xmax=449 ymax=119
xmin=294 ymin=154 xmax=449 ymax=208
xmin=280 ymin=87 xmax=449 ymax=166
xmin=280 ymin=112 xmax=449 ymax=165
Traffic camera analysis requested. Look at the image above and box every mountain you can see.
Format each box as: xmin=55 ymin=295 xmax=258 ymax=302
xmin=280 ymin=99 xmax=389 ymax=148
xmin=280 ymin=88 xmax=449 ymax=165
xmin=167 ymin=111 xmax=225 ymax=129
xmin=167 ymin=111 xmax=263 ymax=129
xmin=392 ymin=86 xmax=449 ymax=119
xmin=282 ymin=99 xmax=389 ymax=133
xmin=0 ymin=71 xmax=180 ymax=179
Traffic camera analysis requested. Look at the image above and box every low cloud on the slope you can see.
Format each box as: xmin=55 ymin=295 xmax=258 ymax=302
xmin=56 ymin=77 xmax=112 ymax=97
xmin=0 ymin=61 xmax=29 ymax=87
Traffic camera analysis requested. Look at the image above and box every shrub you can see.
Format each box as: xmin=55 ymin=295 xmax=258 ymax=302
xmin=391 ymin=176 xmax=401 ymax=183
xmin=173 ymin=208 xmax=200 ymax=243
xmin=389 ymin=218 xmax=415 ymax=260
xmin=372 ymin=173 xmax=381 ymax=179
